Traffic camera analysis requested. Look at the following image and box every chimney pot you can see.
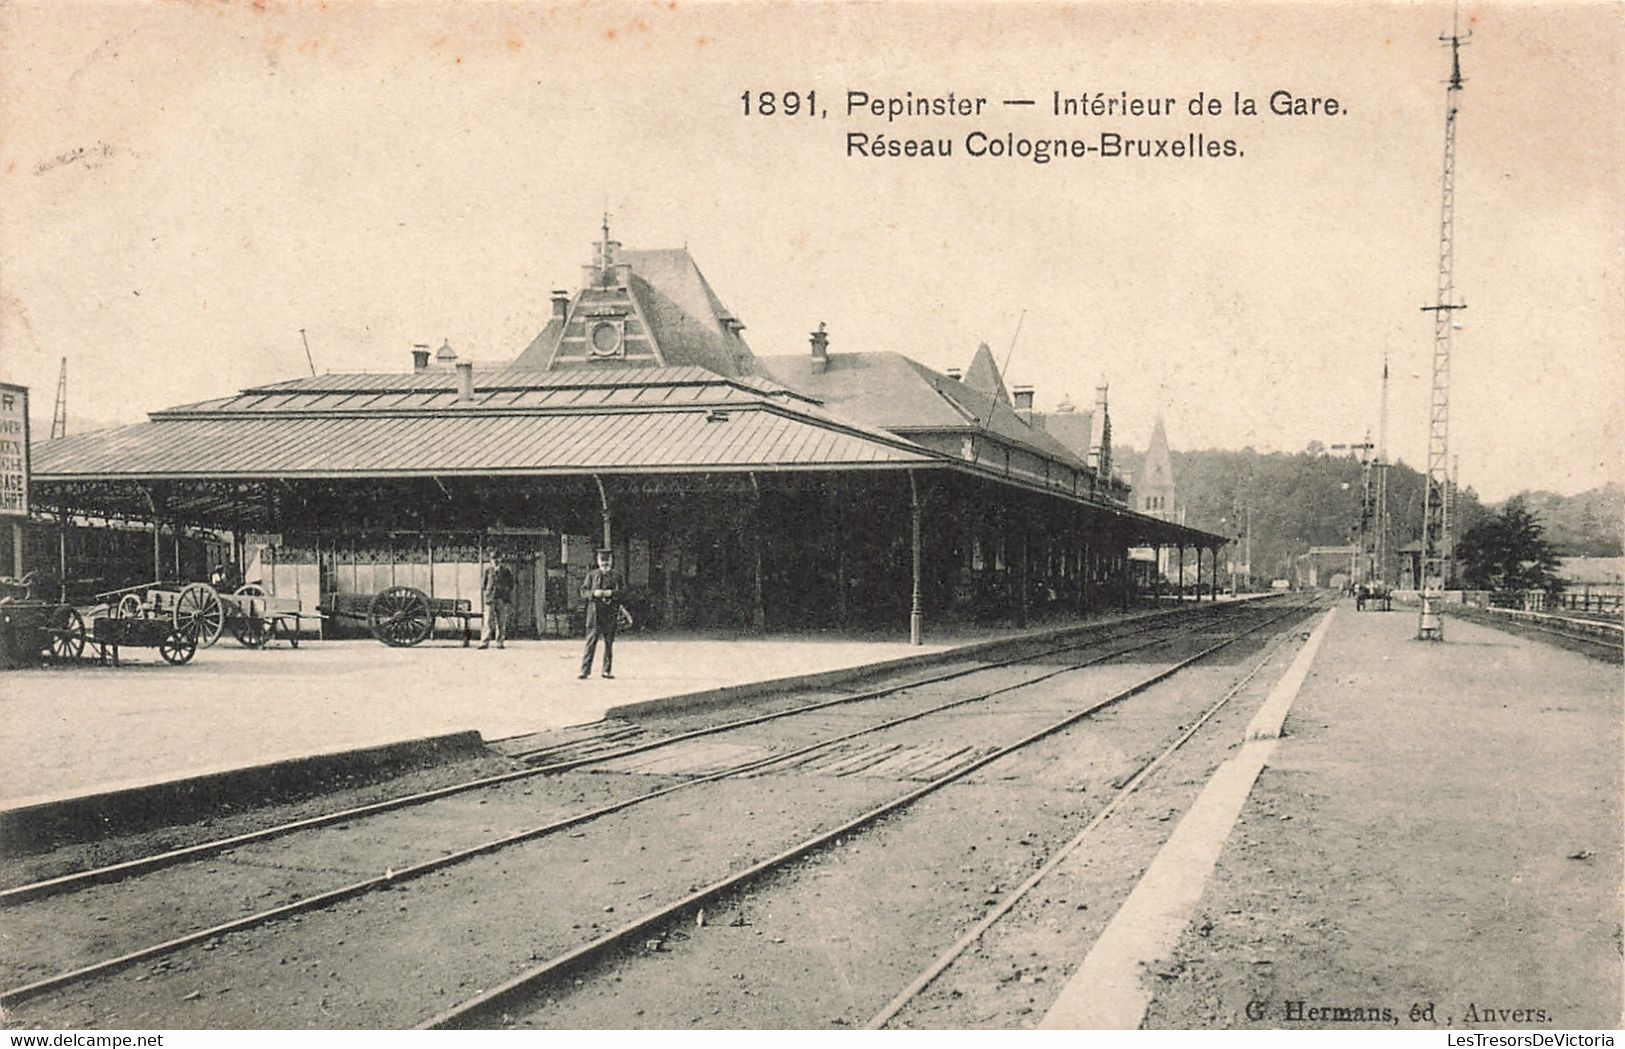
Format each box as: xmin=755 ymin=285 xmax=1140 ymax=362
xmin=1013 ymin=385 xmax=1035 ymax=411
xmin=455 ymin=360 xmax=474 ymax=403
xmin=551 ymin=290 xmax=569 ymax=320
xmin=412 ymin=344 xmax=431 ymax=373
xmin=809 ymin=322 xmax=829 ymax=374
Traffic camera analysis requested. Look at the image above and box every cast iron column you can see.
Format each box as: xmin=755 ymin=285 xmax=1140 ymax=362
xmin=592 ymin=475 xmax=611 ymax=547
xmin=749 ymin=473 xmax=766 ymax=632
xmin=909 ymin=471 xmax=923 ymax=646
xmin=139 ymin=485 xmax=162 ymax=582
xmin=57 ymin=508 xmax=69 ymax=602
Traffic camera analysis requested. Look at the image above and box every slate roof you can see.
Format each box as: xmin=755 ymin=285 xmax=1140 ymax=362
xmin=961 ymin=342 xmax=1011 ymax=405
xmin=512 ymin=248 xmax=757 ymax=376
xmin=1026 ymin=406 xmax=1095 ymax=462
xmin=757 ymin=351 xmax=1091 ymax=471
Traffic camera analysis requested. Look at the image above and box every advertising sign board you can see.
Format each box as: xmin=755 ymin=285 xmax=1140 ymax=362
xmin=0 ymin=384 xmax=29 ymax=519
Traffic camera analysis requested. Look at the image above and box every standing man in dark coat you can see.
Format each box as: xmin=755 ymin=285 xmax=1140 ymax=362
xmin=579 ymin=548 xmax=624 ymax=679
xmin=479 ymin=551 xmax=514 ymax=650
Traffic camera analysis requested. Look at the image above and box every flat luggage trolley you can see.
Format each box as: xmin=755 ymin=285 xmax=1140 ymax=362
xmin=318 ymin=586 xmax=482 ymax=647
xmin=91 ymin=614 xmax=199 ymax=666
xmin=96 ymin=581 xmax=228 ymax=648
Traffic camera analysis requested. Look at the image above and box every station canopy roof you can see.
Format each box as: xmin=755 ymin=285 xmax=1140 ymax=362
xmin=33 ymin=366 xmax=935 ymax=483
xmin=32 ymin=367 xmax=1226 ymax=547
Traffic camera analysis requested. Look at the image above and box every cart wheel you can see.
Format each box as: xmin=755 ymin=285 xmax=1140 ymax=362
xmin=233 ymin=616 xmax=270 ymax=649
xmin=116 ymin=593 xmax=143 ymax=619
xmin=174 ymin=583 xmax=225 ymax=647
xmin=159 ymin=628 xmax=198 ymax=665
xmin=46 ymin=606 xmax=87 ymax=662
xmin=234 ymin=583 xmax=267 ymax=597
xmin=368 ymin=585 xmax=433 ymax=647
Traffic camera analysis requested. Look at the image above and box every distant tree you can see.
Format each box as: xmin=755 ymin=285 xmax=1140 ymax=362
xmin=1456 ymin=497 xmax=1563 ymax=593
xmin=1304 ymin=440 xmax=1326 ymax=456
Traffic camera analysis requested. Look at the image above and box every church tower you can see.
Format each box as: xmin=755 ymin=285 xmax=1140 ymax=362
xmin=1136 ymin=414 xmax=1176 ymax=521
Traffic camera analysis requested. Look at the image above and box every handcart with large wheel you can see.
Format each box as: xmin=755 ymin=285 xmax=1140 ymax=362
xmin=0 ymin=574 xmax=91 ymax=667
xmin=220 ymin=583 xmax=309 ymax=648
xmin=318 ymin=586 xmax=482 ymax=647
xmin=95 ymin=581 xmax=227 ymax=648
xmin=42 ymin=604 xmax=89 ymax=662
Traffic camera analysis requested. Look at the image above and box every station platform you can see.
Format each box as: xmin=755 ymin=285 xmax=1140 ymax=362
xmin=0 ymin=603 xmax=1216 ymax=816
xmin=1083 ymin=600 xmax=1624 ymax=1030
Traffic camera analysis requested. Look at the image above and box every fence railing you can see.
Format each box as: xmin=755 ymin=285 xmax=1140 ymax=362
xmin=1460 ymin=589 xmax=1623 ymax=615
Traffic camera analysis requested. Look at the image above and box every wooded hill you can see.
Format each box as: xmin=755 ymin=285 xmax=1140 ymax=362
xmin=1506 ymin=484 xmax=1624 ymax=558
xmin=1116 ymin=446 xmax=1484 ymax=584
xmin=1115 ymin=446 xmax=1622 ymax=582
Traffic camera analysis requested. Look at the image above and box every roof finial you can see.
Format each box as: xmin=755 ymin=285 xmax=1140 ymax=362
xmin=600 ymin=209 xmax=612 ymax=271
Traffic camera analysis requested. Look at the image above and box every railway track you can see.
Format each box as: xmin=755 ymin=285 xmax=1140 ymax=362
xmin=2 ymin=597 xmax=1318 ymax=1027
xmin=0 ymin=600 xmax=1259 ymax=907
xmin=421 ymin=597 xmax=1321 ymax=1029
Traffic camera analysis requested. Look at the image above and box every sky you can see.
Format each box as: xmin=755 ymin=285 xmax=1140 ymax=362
xmin=2 ymin=0 xmax=1620 ymax=502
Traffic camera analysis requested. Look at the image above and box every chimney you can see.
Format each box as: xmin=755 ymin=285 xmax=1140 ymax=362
xmin=551 ymin=290 xmax=569 ymax=320
xmin=456 ymin=360 xmax=474 ymax=403
xmin=1012 ymin=385 xmax=1035 ymax=411
xmin=411 ymin=343 xmax=431 ymax=373
xmin=945 ymin=367 xmax=963 ymax=381
xmin=810 ymin=322 xmax=829 ymax=374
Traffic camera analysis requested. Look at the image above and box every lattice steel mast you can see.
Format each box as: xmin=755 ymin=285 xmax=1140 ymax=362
xmin=49 ymin=357 xmax=67 ymax=440
xmin=1418 ymin=12 xmax=1469 ymax=640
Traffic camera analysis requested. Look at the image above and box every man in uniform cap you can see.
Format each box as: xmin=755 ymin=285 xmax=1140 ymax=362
xmin=579 ymin=548 xmax=625 ymax=678
xmin=479 ymin=550 xmax=514 ymax=650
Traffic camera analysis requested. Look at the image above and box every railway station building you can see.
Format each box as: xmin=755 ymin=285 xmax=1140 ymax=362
xmin=28 ymin=230 xmax=1227 ymax=642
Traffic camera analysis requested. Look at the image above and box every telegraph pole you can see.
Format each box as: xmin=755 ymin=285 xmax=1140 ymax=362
xmin=1331 ymin=436 xmax=1377 ymax=585
xmin=1375 ymin=354 xmax=1392 ymax=588
xmin=299 ymin=329 xmax=317 ymax=377
xmin=1418 ymin=11 xmax=1470 ymax=640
